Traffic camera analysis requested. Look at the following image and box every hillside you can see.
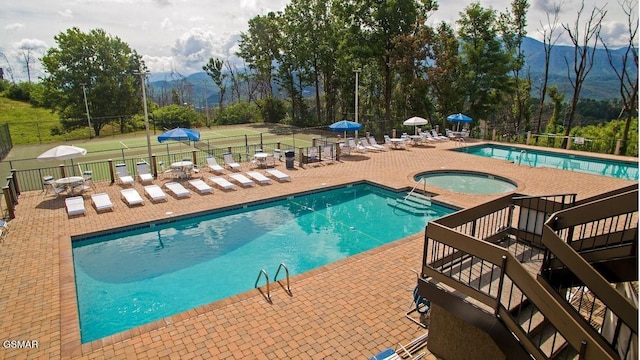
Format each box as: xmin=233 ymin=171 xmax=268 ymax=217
xmin=149 ymin=37 xmax=634 ymax=103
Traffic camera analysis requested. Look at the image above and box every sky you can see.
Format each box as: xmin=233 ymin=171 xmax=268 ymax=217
xmin=0 ymin=0 xmax=635 ymax=82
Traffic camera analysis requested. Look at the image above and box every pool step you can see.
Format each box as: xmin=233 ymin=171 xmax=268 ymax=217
xmin=387 ymin=192 xmax=434 ymax=215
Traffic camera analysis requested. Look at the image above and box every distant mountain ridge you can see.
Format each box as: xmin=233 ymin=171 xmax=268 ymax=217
xmin=148 ymin=37 xmax=634 ymax=104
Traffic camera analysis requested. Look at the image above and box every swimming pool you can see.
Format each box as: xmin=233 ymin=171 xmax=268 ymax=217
xmin=414 ymin=171 xmax=517 ymax=194
xmin=457 ymin=144 xmax=638 ymax=180
xmin=72 ymin=183 xmax=455 ymax=343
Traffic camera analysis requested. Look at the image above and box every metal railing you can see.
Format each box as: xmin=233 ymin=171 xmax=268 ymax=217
xmin=419 ymin=188 xmax=637 ymax=359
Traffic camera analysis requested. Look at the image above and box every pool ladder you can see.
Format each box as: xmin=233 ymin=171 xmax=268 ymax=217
xmin=517 ymin=150 xmax=533 ymax=167
xmin=254 ymin=263 xmax=291 ymax=302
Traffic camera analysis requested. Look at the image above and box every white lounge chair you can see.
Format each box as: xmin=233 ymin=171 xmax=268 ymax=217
xmin=187 ymin=179 xmax=214 ymax=194
xmin=348 ymin=138 xmax=367 ymax=153
xmin=91 ymin=193 xmax=114 ymax=212
xmin=205 ymin=156 xmax=225 ymax=174
xmin=65 ymin=196 xmax=85 ymax=216
xmin=245 ymin=171 xmax=272 ymax=185
xmin=265 ymin=168 xmax=291 ymax=182
xmin=223 ymin=153 xmax=241 ymax=171
xmin=136 ymin=162 xmax=154 ymax=183
xmin=430 ymin=129 xmax=449 ymax=141
xmin=121 ymin=188 xmax=144 ymax=206
xmin=164 ymin=182 xmax=191 ymax=198
xmin=144 ymin=184 xmax=168 ymax=202
xmin=359 ymin=137 xmax=382 ymax=151
xmin=228 ymin=173 xmax=255 ymax=187
xmin=208 ymin=176 xmax=237 ymax=190
xmin=115 ymin=163 xmax=134 ymax=186
xmin=367 ymin=136 xmax=387 ymax=151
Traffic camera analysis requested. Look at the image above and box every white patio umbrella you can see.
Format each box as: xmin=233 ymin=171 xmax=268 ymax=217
xmin=37 ymin=145 xmax=87 ymax=161
xmin=403 ymin=116 xmax=429 ymax=135
xmin=37 ymin=145 xmax=87 ymax=175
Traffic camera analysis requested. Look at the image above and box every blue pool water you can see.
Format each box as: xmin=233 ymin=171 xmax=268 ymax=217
xmin=415 ymin=171 xmax=517 ymax=194
xmin=72 ymin=183 xmax=454 ymax=343
xmin=458 ymin=144 xmax=638 ymax=180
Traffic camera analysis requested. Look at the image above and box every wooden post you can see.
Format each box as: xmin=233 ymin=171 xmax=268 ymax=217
xmin=526 ymin=131 xmax=531 ymax=145
xmin=151 ymin=155 xmax=158 ymax=179
xmin=10 ymin=169 xmax=20 ymax=195
xmin=615 ymin=139 xmax=622 ymax=155
xmin=59 ymin=164 xmax=66 ymax=178
xmin=108 ymin=159 xmax=115 ymax=184
xmin=566 ymin=136 xmax=572 ymax=150
xmin=3 ymin=187 xmax=14 ymax=219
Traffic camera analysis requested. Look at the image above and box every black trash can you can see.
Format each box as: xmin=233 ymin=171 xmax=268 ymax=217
xmin=285 ymin=151 xmax=295 ymax=169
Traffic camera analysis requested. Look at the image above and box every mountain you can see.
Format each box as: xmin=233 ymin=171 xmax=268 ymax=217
xmin=147 ymin=37 xmax=634 ymax=104
xmin=521 ymin=37 xmax=635 ymax=100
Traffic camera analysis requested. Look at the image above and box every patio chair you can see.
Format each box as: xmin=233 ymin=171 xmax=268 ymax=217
xmin=120 ymin=188 xmax=144 ymax=206
xmin=264 ymin=168 xmax=291 ymax=182
xmin=65 ymin=196 xmax=86 ymax=217
xmin=245 ymin=171 xmax=272 ymax=185
xmin=0 ymin=220 xmax=9 ymax=242
xmin=323 ymin=145 xmax=335 ymax=162
xmin=187 ymin=179 xmax=214 ymax=194
xmin=43 ymin=176 xmax=65 ymax=198
xmin=144 ymin=184 xmax=168 ymax=202
xmin=91 ymin=193 xmax=114 ymax=213
xmin=208 ymin=176 xmax=237 ymax=190
xmin=115 ymin=163 xmax=134 ymax=186
xmin=223 ymin=153 xmax=241 ymax=171
xmin=204 ymin=156 xmax=225 ymax=174
xmin=164 ymin=182 xmax=191 ymax=198
xmin=405 ymin=285 xmax=431 ymax=328
xmin=228 ymin=173 xmax=255 ymax=187
xmin=136 ymin=162 xmax=154 ymax=184
xmin=367 ymin=136 xmax=387 ymax=151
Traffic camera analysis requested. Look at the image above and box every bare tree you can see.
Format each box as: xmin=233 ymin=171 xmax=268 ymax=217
xmin=535 ymin=2 xmax=563 ymax=137
xmin=16 ymin=39 xmax=47 ymax=84
xmin=561 ymin=1 xmax=607 ymax=148
xmin=0 ymin=52 xmax=16 ymax=83
xmin=602 ymin=0 xmax=638 ymax=155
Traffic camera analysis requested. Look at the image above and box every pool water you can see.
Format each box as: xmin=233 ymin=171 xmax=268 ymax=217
xmin=72 ymin=183 xmax=454 ymax=343
xmin=458 ymin=144 xmax=638 ymax=180
xmin=415 ymin=171 xmax=517 ymax=194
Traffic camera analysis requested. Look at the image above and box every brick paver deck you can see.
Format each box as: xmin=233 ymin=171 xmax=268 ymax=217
xmin=0 ymin=140 xmax=635 ymax=359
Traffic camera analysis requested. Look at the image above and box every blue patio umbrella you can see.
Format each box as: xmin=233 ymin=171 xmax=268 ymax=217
xmin=329 ymin=120 xmax=363 ymax=139
xmin=446 ymin=113 xmax=473 ymax=130
xmin=157 ymin=127 xmax=201 ymax=143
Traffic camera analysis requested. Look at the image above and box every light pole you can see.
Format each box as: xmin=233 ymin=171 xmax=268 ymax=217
xmin=354 ymin=68 xmax=361 ymax=138
xmin=81 ymin=84 xmax=92 ymax=139
xmin=134 ymin=70 xmax=154 ymax=175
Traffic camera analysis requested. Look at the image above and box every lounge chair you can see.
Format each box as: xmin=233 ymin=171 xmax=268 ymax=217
xmin=136 ymin=162 xmax=154 ymax=183
xmin=430 ymin=129 xmax=448 ymax=141
xmin=228 ymin=173 xmax=255 ymax=187
xmin=360 ymin=137 xmax=383 ymax=151
xmin=144 ymin=184 xmax=168 ymax=202
xmin=204 ymin=156 xmax=225 ymax=174
xmin=367 ymin=136 xmax=387 ymax=151
xmin=91 ymin=193 xmax=114 ymax=213
xmin=208 ymin=176 xmax=237 ymax=190
xmin=348 ymin=138 xmax=367 ymax=153
xmin=264 ymin=168 xmax=291 ymax=182
xmin=115 ymin=163 xmax=134 ymax=186
xmin=65 ymin=196 xmax=86 ymax=216
xmin=223 ymin=153 xmax=241 ymax=171
xmin=368 ymin=348 xmax=400 ymax=360
xmin=187 ymin=179 xmax=214 ymax=194
xmin=323 ymin=145 xmax=335 ymax=162
xmin=245 ymin=171 xmax=272 ymax=185
xmin=120 ymin=188 xmax=144 ymax=206
xmin=164 ymin=182 xmax=191 ymax=198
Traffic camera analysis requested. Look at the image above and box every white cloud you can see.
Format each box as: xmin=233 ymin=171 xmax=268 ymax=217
xmin=58 ymin=9 xmax=73 ymax=18
xmin=4 ymin=23 xmax=25 ymax=31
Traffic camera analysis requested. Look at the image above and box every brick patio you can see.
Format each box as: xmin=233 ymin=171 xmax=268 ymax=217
xmin=0 ymin=140 xmax=635 ymax=360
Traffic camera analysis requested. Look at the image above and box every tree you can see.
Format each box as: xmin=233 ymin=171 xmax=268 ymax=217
xmin=457 ymin=3 xmax=514 ymax=123
xmin=427 ymin=22 xmax=464 ymax=128
xmin=41 ymin=27 xmax=144 ymax=136
xmin=601 ymin=0 xmax=638 ymax=155
xmin=560 ymin=1 xmax=606 ymax=148
xmin=202 ymin=57 xmax=228 ymax=110
xmin=534 ymin=2 xmax=562 ymax=137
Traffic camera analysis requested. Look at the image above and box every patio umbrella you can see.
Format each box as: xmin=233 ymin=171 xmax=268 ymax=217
xmin=157 ymin=127 xmax=201 ymax=159
xmin=329 ymin=120 xmax=363 ymax=140
xmin=157 ymin=127 xmax=201 ymax=143
xmin=403 ymin=116 xmax=429 ymax=135
xmin=37 ymin=145 xmax=87 ymax=162
xmin=446 ymin=113 xmax=473 ymax=131
xmin=37 ymin=145 xmax=88 ymax=176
